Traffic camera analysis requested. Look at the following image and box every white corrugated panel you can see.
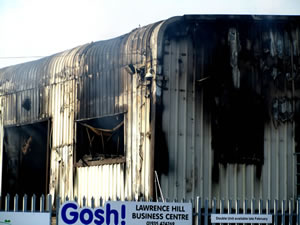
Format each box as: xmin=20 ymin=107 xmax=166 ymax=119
xmin=75 ymin=163 xmax=125 ymax=206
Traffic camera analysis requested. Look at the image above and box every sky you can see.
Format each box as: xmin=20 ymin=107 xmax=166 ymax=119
xmin=0 ymin=0 xmax=299 ymax=68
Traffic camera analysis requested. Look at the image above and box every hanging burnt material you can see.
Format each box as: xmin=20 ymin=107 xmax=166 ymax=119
xmin=228 ymin=27 xmax=241 ymax=89
xmin=272 ymin=97 xmax=294 ymax=126
xmin=76 ymin=114 xmax=125 ymax=166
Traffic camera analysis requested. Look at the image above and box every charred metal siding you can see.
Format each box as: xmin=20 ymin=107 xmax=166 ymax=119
xmin=159 ymin=16 xmax=300 ymax=206
xmin=74 ymin=23 xmax=161 ymax=200
xmin=0 ymin=15 xmax=300 ymax=207
xmin=0 ymin=22 xmax=161 ymax=200
xmin=0 ymin=50 xmax=81 ymax=198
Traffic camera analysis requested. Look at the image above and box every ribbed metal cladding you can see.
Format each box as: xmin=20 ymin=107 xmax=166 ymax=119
xmin=72 ymin=22 xmax=162 ymax=200
xmin=0 ymin=15 xmax=299 ymax=207
xmin=0 ymin=21 xmax=162 ymax=200
xmin=160 ymin=35 xmax=211 ymax=201
xmin=159 ymin=17 xmax=300 ymax=208
xmin=75 ymin=163 xmax=125 ymax=206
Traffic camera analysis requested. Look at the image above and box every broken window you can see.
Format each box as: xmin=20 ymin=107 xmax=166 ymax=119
xmin=76 ymin=114 xmax=125 ymax=167
xmin=1 ymin=120 xmax=51 ymax=209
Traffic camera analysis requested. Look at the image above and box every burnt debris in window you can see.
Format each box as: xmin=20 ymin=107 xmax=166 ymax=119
xmin=2 ymin=121 xmax=50 ymax=209
xmin=76 ymin=114 xmax=124 ymax=166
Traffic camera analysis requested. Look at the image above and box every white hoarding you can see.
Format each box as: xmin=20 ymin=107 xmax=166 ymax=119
xmin=0 ymin=211 xmax=50 ymax=225
xmin=58 ymin=201 xmax=192 ymax=225
xmin=211 ymin=214 xmax=272 ymax=224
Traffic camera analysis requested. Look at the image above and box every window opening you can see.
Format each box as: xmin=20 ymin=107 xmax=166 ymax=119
xmin=1 ymin=120 xmax=51 ymax=209
xmin=76 ymin=114 xmax=124 ymax=167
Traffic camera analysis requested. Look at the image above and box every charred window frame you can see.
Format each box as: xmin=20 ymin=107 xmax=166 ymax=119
xmin=75 ymin=114 xmax=125 ymax=167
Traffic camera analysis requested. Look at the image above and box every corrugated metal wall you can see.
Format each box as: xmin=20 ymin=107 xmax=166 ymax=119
xmin=160 ymin=34 xmax=213 ymax=200
xmin=159 ymin=17 xmax=300 ymax=206
xmin=0 ymin=15 xmax=299 ymax=207
xmin=0 ymin=54 xmax=78 ymax=199
xmin=72 ymin=22 xmax=161 ymax=200
xmin=0 ymin=21 xmax=162 ymax=200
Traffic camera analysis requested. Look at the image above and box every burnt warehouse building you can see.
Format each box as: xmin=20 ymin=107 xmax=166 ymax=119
xmin=0 ymin=15 xmax=300 ymax=208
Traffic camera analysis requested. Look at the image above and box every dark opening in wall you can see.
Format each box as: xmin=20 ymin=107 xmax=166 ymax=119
xmin=210 ymin=87 xmax=267 ymax=182
xmin=203 ymin=23 xmax=269 ymax=181
xmin=76 ymin=114 xmax=125 ymax=167
xmin=211 ymin=88 xmax=266 ymax=163
xmin=1 ymin=120 xmax=50 ymax=209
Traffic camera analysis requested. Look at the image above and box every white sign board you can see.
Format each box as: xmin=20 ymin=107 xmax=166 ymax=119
xmin=0 ymin=211 xmax=50 ymax=225
xmin=211 ymin=214 xmax=272 ymax=224
xmin=59 ymin=201 xmax=192 ymax=225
